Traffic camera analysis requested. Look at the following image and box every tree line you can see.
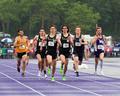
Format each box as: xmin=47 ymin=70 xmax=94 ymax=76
xmin=0 ymin=0 xmax=119 ymax=40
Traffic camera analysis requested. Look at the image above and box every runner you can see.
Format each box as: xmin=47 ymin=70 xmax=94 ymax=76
xmin=84 ymin=41 xmax=91 ymax=62
xmin=14 ymin=29 xmax=29 ymax=77
xmin=84 ymin=41 xmax=91 ymax=69
xmin=46 ymin=25 xmax=59 ymax=81
xmin=26 ymin=36 xmax=30 ymax=65
xmin=58 ymin=25 xmax=73 ymax=80
xmin=92 ymin=27 xmax=106 ymax=75
xmin=72 ymin=27 xmax=87 ymax=77
xmin=33 ymin=29 xmax=47 ymax=78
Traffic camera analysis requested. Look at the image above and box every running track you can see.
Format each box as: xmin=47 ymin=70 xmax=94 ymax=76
xmin=0 ymin=59 xmax=120 ymax=96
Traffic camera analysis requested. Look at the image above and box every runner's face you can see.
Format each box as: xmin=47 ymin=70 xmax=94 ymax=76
xmin=19 ymin=31 xmax=24 ymax=36
xmin=50 ymin=27 xmax=56 ymax=34
xmin=75 ymin=28 xmax=81 ymax=35
xmin=39 ymin=30 xmax=45 ymax=36
xmin=96 ymin=28 xmax=102 ymax=35
xmin=62 ymin=26 xmax=68 ymax=33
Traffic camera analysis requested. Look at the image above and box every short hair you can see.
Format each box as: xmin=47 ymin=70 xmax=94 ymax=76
xmin=17 ymin=28 xmax=23 ymax=33
xmin=50 ymin=24 xmax=56 ymax=29
xmin=76 ymin=26 xmax=81 ymax=29
xmin=61 ymin=25 xmax=69 ymax=33
xmin=96 ymin=27 xmax=102 ymax=31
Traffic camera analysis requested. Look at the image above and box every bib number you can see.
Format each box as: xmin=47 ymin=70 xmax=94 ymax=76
xmin=48 ymin=41 xmax=54 ymax=46
xmin=39 ymin=42 xmax=42 ymax=46
xmin=98 ymin=45 xmax=104 ymax=50
xmin=63 ymin=43 xmax=69 ymax=48
xmin=75 ymin=42 xmax=81 ymax=46
xmin=19 ymin=45 xmax=25 ymax=49
xmin=39 ymin=42 xmax=45 ymax=47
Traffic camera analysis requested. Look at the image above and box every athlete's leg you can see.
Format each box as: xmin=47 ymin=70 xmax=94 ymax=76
xmin=51 ymin=59 xmax=56 ymax=81
xmin=36 ymin=54 xmax=42 ymax=76
xmin=99 ymin=52 xmax=104 ymax=75
xmin=60 ymin=54 xmax=66 ymax=73
xmin=26 ymin=54 xmax=29 ymax=65
xmin=21 ymin=54 xmax=28 ymax=77
xmin=43 ymin=58 xmax=47 ymax=78
xmin=46 ymin=55 xmax=52 ymax=75
xmin=73 ymin=55 xmax=79 ymax=76
xmin=95 ymin=57 xmax=99 ymax=74
xmin=17 ymin=58 xmax=21 ymax=72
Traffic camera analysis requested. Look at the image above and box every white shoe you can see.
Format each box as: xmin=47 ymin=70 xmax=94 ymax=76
xmin=100 ymin=71 xmax=104 ymax=75
xmin=79 ymin=64 xmax=88 ymax=69
xmin=38 ymin=71 xmax=41 ymax=77
xmin=44 ymin=74 xmax=47 ymax=78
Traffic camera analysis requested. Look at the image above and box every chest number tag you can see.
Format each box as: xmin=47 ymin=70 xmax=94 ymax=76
xmin=75 ymin=42 xmax=81 ymax=46
xmin=98 ymin=45 xmax=104 ymax=50
xmin=48 ymin=41 xmax=54 ymax=46
xmin=63 ymin=43 xmax=69 ymax=48
xmin=20 ymin=45 xmax=25 ymax=49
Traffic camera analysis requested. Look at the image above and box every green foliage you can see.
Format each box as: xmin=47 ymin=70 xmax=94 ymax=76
xmin=65 ymin=2 xmax=100 ymax=33
xmin=0 ymin=0 xmax=119 ymax=40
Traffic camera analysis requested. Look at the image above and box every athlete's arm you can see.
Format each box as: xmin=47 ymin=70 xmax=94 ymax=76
xmin=103 ymin=35 xmax=107 ymax=45
xmin=91 ymin=35 xmax=98 ymax=45
xmin=41 ymin=35 xmax=47 ymax=46
xmin=69 ymin=34 xmax=74 ymax=45
xmin=14 ymin=37 xmax=20 ymax=48
xmin=56 ymin=34 xmax=62 ymax=46
xmin=32 ymin=35 xmax=38 ymax=48
xmin=81 ymin=35 xmax=87 ymax=45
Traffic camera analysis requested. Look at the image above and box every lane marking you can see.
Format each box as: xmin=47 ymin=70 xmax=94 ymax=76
xmin=3 ymin=62 xmax=120 ymax=88
xmin=0 ymin=69 xmax=46 ymax=96
xmin=1 ymin=64 xmax=102 ymax=96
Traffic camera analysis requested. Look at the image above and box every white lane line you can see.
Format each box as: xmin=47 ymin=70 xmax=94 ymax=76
xmin=0 ymin=77 xmax=40 ymax=79
xmin=0 ymin=70 xmax=46 ymax=96
xmin=30 ymin=61 xmax=120 ymax=89
xmin=55 ymin=81 xmax=102 ymax=96
xmin=68 ymin=75 xmax=120 ymax=89
xmin=3 ymin=63 xmax=120 ymax=88
xmin=55 ymin=80 xmax=102 ymax=96
xmin=2 ymin=64 xmax=102 ymax=96
xmin=83 ymin=61 xmax=120 ymax=66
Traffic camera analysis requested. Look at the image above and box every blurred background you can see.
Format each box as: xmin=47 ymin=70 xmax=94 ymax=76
xmin=0 ymin=0 xmax=120 ymax=59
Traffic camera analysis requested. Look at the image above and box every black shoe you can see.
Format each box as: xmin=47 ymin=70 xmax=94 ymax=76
xmin=76 ymin=72 xmax=79 ymax=77
xmin=17 ymin=67 xmax=20 ymax=72
xmin=21 ymin=73 xmax=25 ymax=77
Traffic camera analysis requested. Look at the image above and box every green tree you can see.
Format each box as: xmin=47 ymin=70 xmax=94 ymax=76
xmin=65 ymin=2 xmax=100 ymax=33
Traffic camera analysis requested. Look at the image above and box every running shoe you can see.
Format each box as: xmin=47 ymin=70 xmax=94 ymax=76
xmin=62 ymin=76 xmax=66 ymax=81
xmin=38 ymin=71 xmax=41 ymax=77
xmin=51 ymin=77 xmax=55 ymax=81
xmin=100 ymin=70 xmax=104 ymax=75
xmin=76 ymin=72 xmax=79 ymax=77
xmin=44 ymin=74 xmax=47 ymax=78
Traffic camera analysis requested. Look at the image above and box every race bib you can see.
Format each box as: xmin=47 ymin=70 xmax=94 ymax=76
xmin=39 ymin=42 xmax=46 ymax=47
xmin=63 ymin=43 xmax=69 ymax=48
xmin=19 ymin=45 xmax=26 ymax=49
xmin=75 ymin=42 xmax=81 ymax=46
xmin=48 ymin=41 xmax=54 ymax=46
xmin=39 ymin=42 xmax=42 ymax=46
xmin=98 ymin=45 xmax=104 ymax=50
